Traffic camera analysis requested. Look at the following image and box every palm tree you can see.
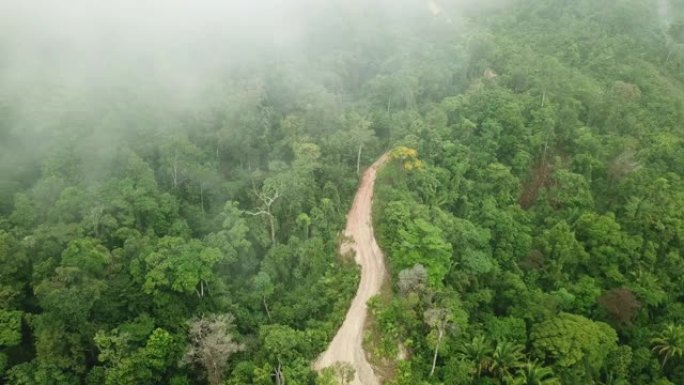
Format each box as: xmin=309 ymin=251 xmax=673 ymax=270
xmin=508 ymin=360 xmax=560 ymax=385
xmin=457 ymin=335 xmax=493 ymax=377
xmin=651 ymin=324 xmax=684 ymax=368
xmin=490 ymin=340 xmax=525 ymax=380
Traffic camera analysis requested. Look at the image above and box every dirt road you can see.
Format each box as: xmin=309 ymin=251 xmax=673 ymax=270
xmin=314 ymin=154 xmax=389 ymax=385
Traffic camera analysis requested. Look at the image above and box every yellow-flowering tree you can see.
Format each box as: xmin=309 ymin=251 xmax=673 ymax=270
xmin=390 ymin=146 xmax=424 ymax=171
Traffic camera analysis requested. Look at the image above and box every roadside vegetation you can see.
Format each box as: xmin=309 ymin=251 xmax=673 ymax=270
xmin=1 ymin=0 xmax=684 ymax=384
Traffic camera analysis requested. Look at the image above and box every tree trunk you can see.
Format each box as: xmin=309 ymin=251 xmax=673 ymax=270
xmin=196 ymin=280 xmax=205 ymax=298
xmin=209 ymin=359 xmax=221 ymax=385
xmin=356 ymin=143 xmax=363 ymax=176
xmin=665 ymin=48 xmax=673 ymax=65
xmin=200 ymin=182 xmax=205 ymax=217
xmin=662 ymin=353 xmax=670 ymax=369
xmin=274 ymin=360 xmax=285 ymax=385
xmin=429 ymin=329 xmax=443 ymax=377
xmin=541 ymin=121 xmax=552 ymax=166
xmin=172 ymin=157 xmax=178 ymax=188
xmin=268 ymin=213 xmax=276 ymax=246
xmin=263 ymin=296 xmax=272 ymax=321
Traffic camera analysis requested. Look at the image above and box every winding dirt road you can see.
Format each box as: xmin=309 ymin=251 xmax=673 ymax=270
xmin=314 ymin=154 xmax=389 ymax=385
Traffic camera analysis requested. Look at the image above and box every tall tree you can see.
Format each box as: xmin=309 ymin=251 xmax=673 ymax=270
xmin=246 ymin=183 xmax=281 ymax=247
xmin=457 ymin=335 xmax=493 ymax=378
xmin=139 ymin=237 xmax=223 ymax=298
xmin=597 ymin=288 xmax=641 ymax=328
xmin=510 ymin=361 xmax=560 ymax=385
xmin=531 ymin=313 xmax=618 ymax=376
xmin=424 ymin=307 xmax=456 ymax=377
xmin=345 ymin=113 xmax=376 ymax=175
xmin=490 ymin=340 xmax=525 ymax=380
xmin=253 ymin=271 xmax=275 ymax=321
xmin=183 ymin=314 xmax=245 ymax=385
xmin=651 ymin=324 xmax=684 ymax=368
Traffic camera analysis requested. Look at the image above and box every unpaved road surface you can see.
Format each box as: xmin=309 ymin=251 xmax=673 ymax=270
xmin=314 ymin=154 xmax=389 ymax=385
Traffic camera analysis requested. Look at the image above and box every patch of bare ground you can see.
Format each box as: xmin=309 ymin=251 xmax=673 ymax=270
xmin=313 ymin=154 xmax=389 ymax=385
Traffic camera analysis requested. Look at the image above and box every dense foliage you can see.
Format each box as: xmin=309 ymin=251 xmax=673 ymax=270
xmin=1 ymin=0 xmax=684 ymax=384
xmin=372 ymin=0 xmax=684 ymax=384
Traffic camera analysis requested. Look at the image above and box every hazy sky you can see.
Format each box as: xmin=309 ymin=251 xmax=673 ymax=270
xmin=0 ymin=0 xmax=456 ymax=71
xmin=0 ymin=0 xmax=482 ymax=118
xmin=0 ymin=1 xmax=312 ymax=82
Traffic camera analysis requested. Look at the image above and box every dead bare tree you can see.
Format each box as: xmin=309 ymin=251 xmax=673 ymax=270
xmin=183 ymin=313 xmax=245 ymax=385
xmin=398 ymin=264 xmax=428 ymax=295
xmin=246 ymin=188 xmax=280 ymax=246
